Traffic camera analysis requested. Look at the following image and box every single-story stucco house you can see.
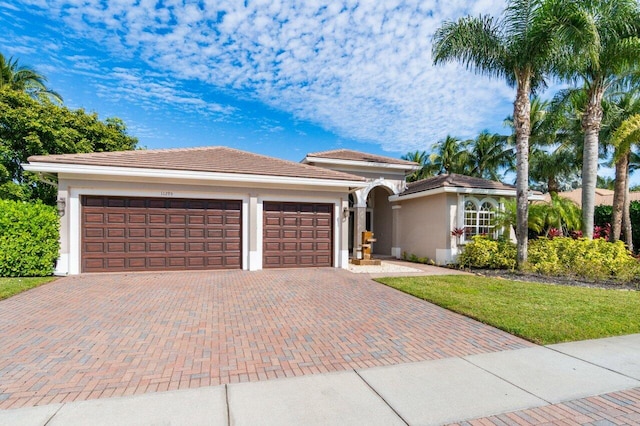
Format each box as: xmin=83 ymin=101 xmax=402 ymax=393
xmin=23 ymin=147 xmax=525 ymax=275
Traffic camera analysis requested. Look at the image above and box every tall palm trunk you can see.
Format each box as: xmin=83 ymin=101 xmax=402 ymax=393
xmin=581 ymin=85 xmax=605 ymax=238
xmin=514 ymin=75 xmax=531 ymax=268
xmin=611 ymin=151 xmax=628 ymax=242
xmin=623 ymin=165 xmax=633 ymax=252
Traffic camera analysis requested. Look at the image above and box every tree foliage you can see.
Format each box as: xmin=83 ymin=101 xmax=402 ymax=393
xmin=0 ymin=53 xmax=62 ymax=103
xmin=0 ymin=89 xmax=138 ymax=204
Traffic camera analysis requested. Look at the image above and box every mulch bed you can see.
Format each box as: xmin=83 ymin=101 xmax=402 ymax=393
xmin=464 ymin=268 xmax=640 ymax=291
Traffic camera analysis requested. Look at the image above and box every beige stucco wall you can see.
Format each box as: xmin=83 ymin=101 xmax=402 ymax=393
xmin=370 ymin=186 xmax=393 ymax=255
xmin=396 ymin=192 xmax=456 ymax=262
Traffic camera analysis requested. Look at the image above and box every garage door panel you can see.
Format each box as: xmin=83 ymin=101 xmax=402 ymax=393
xmin=168 ymin=242 xmax=186 ymax=252
xmin=85 ymin=213 xmax=104 ymax=223
xmin=85 ymin=242 xmax=104 ymax=253
xmin=149 ymin=214 xmax=166 ymax=223
xmin=263 ymin=202 xmax=332 ymax=268
xmin=299 ymin=230 xmax=314 ymax=239
xmin=168 ymin=228 xmax=186 ymax=238
xmin=107 ymin=228 xmax=125 ymax=238
xmin=85 ymin=228 xmax=104 ymax=238
xmin=128 ymin=214 xmax=146 ymax=223
xmin=188 ymin=215 xmax=205 ymax=224
xmin=107 ymin=198 xmax=125 ymax=207
xmin=299 ymin=242 xmax=314 ymax=251
xmin=316 ymin=242 xmax=331 ymax=251
xmin=148 ymin=257 xmax=166 ymax=267
xmin=149 ymin=228 xmax=166 ymax=238
xmin=107 ymin=258 xmax=126 ymax=268
xmin=82 ymin=196 xmax=242 ymax=272
xmin=128 ymin=242 xmax=146 ymax=252
xmin=128 ymin=228 xmax=147 ymax=238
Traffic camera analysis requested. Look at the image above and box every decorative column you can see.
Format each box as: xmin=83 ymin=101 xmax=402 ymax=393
xmin=391 ymin=204 xmax=402 ymax=258
xmin=248 ymin=194 xmax=261 ymax=271
xmin=353 ymin=203 xmax=367 ymax=259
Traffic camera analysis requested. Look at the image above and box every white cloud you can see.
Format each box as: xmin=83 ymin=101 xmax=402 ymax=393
xmin=21 ymin=0 xmax=514 ymax=153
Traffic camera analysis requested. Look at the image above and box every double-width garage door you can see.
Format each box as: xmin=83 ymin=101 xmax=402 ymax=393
xmin=263 ymin=202 xmax=333 ymax=268
xmin=81 ymin=196 xmax=242 ymax=273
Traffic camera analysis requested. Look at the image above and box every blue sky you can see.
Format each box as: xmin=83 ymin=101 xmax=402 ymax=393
xmin=0 ymin=1 xmax=560 ymax=167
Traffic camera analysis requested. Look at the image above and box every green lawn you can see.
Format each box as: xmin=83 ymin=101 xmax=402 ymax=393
xmin=0 ymin=277 xmax=56 ymax=300
xmin=376 ymin=275 xmax=640 ymax=345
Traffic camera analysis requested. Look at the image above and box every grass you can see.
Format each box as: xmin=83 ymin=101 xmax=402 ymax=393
xmin=376 ymin=275 xmax=640 ymax=345
xmin=0 ymin=277 xmax=56 ymax=300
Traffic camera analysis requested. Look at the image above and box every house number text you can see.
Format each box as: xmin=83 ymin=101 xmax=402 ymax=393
xmin=160 ymin=191 xmax=174 ymax=196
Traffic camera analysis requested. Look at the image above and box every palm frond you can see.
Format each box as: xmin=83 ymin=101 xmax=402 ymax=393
xmin=432 ymin=15 xmax=509 ymax=83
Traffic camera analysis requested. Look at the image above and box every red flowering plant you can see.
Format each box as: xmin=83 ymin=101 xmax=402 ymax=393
xmin=451 ymin=227 xmax=464 ymax=237
xmin=570 ymin=230 xmax=583 ymax=239
xmin=547 ymin=228 xmax=562 ymax=239
xmin=593 ymin=223 xmax=611 ymax=240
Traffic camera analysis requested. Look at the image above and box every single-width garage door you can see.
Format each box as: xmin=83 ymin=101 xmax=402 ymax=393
xmin=263 ymin=202 xmax=333 ymax=268
xmin=81 ymin=196 xmax=242 ymax=273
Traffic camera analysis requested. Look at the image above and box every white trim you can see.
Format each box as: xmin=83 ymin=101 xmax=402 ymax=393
xmin=68 ymin=186 xmax=251 ymax=274
xmin=389 ymin=186 xmax=518 ymax=202
xmin=304 ymin=156 xmax=421 ymax=171
xmin=391 ymin=247 xmax=402 ymax=258
xmin=23 ymin=162 xmax=366 ymax=189
xmin=241 ymin=200 xmax=249 ymax=271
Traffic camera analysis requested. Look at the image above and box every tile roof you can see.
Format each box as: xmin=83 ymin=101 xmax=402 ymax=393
xmin=305 ymin=149 xmax=419 ymax=166
xmin=401 ymin=173 xmax=515 ymax=196
xmin=542 ymin=187 xmax=640 ymax=207
xmin=27 ymin=146 xmax=367 ymax=182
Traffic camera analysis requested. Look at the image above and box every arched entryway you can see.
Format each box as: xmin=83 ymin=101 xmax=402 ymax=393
xmin=350 ymin=182 xmax=397 ymax=258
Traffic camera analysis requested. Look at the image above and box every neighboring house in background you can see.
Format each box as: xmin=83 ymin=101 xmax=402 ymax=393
xmin=23 ymin=147 xmax=529 ymax=275
xmin=543 ymin=187 xmax=640 ymax=207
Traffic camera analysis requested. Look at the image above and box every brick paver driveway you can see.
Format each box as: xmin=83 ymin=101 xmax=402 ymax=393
xmin=0 ymin=268 xmax=531 ymax=409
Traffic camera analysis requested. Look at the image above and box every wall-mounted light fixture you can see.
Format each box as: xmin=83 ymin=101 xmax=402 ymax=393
xmin=342 ymin=207 xmax=349 ymax=219
xmin=56 ymin=198 xmax=66 ymax=217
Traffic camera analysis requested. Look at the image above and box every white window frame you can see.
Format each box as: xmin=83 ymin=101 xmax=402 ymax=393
xmin=461 ymin=197 xmax=499 ymax=242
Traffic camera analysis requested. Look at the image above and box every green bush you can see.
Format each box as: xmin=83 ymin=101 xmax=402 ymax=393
xmin=0 ymin=199 xmax=59 ymax=277
xmin=527 ymin=237 xmax=640 ymax=282
xmin=594 ymin=202 xmax=640 ymax=253
xmin=457 ymin=236 xmax=517 ymax=270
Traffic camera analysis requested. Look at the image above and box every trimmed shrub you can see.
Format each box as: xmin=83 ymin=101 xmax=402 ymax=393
xmin=457 ymin=236 xmax=517 ymax=270
xmin=527 ymin=237 xmax=640 ymax=282
xmin=0 ymin=199 xmax=59 ymax=277
xmin=594 ymin=202 xmax=640 ymax=253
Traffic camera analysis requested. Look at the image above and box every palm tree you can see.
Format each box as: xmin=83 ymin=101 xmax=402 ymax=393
xmin=506 ymin=97 xmax=580 ymax=193
xmin=0 ymin=53 xmax=62 ymax=103
xmin=611 ymin=114 xmax=640 ymax=251
xmin=560 ymin=1 xmax=640 ymax=238
xmin=401 ymin=150 xmax=436 ymax=182
xmin=462 ymin=131 xmax=514 ymax=181
xmin=428 ymin=135 xmax=465 ymax=175
xmin=530 ymin=146 xmax=579 ymax=194
xmin=528 ymin=194 xmax=582 ymax=237
xmin=600 ymin=90 xmax=640 ymax=247
xmin=432 ymin=0 xmax=590 ymax=268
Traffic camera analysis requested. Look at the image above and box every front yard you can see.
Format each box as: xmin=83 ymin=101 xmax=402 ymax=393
xmin=0 ymin=277 xmax=56 ymax=300
xmin=377 ymin=275 xmax=640 ymax=345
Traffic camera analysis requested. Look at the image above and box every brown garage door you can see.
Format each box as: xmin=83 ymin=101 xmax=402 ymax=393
xmin=81 ymin=196 xmax=242 ymax=273
xmin=263 ymin=202 xmax=333 ymax=268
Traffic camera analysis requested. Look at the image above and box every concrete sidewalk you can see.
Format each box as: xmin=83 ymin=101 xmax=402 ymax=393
xmin=2 ymin=334 xmax=640 ymax=426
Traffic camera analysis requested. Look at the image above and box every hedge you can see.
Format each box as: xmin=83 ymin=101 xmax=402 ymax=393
xmin=457 ymin=235 xmax=640 ymax=283
xmin=0 ymin=199 xmax=59 ymax=277
xmin=594 ymin=202 xmax=640 ymax=253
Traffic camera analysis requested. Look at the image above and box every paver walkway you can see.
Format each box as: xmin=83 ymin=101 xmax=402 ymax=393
xmin=0 ymin=268 xmax=529 ymax=410
xmin=452 ymin=387 xmax=640 ymax=426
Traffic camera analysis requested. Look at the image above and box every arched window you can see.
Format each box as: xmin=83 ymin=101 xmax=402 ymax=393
xmin=463 ymin=198 xmax=498 ymax=240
